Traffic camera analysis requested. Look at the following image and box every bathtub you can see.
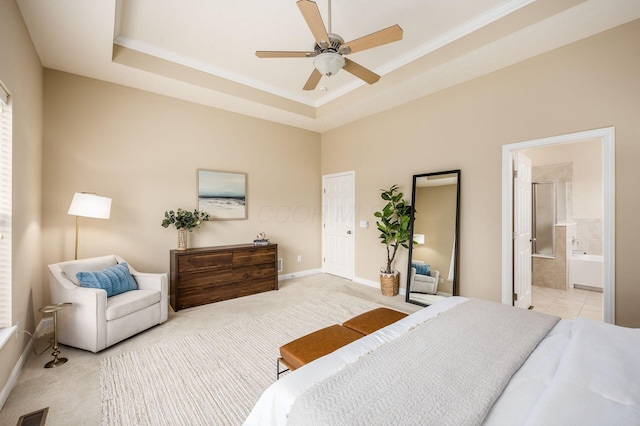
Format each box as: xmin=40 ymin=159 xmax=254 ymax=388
xmin=569 ymin=254 xmax=603 ymax=292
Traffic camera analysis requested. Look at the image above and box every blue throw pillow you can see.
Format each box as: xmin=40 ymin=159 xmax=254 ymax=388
xmin=412 ymin=262 xmax=431 ymax=276
xmin=76 ymin=262 xmax=137 ymax=297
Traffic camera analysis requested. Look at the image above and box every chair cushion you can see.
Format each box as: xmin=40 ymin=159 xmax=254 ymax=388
xmin=412 ymin=262 xmax=431 ymax=276
xmin=61 ymin=255 xmax=118 ymax=285
xmin=342 ymin=307 xmax=408 ymax=335
xmin=280 ymin=325 xmax=364 ymax=370
xmin=415 ymin=274 xmax=436 ymax=283
xmin=76 ymin=262 xmax=137 ymax=297
xmin=413 ymin=275 xmax=437 ymax=294
xmin=106 ymin=289 xmax=161 ymax=321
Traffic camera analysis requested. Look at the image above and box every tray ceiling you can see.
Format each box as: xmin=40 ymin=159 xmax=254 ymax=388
xmin=16 ymin=0 xmax=640 ymax=132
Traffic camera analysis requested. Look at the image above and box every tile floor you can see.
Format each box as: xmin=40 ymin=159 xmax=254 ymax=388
xmin=531 ymin=284 xmax=602 ymax=321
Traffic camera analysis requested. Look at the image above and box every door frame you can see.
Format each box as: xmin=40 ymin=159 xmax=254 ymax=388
xmin=322 ymin=170 xmax=355 ymax=280
xmin=501 ymin=127 xmax=615 ymax=323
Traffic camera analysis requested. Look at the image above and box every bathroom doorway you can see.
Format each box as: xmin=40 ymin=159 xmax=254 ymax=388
xmin=501 ymin=127 xmax=615 ymax=324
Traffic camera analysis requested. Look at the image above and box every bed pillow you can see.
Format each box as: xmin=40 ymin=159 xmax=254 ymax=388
xmin=412 ymin=262 xmax=431 ymax=276
xmin=76 ymin=262 xmax=137 ymax=297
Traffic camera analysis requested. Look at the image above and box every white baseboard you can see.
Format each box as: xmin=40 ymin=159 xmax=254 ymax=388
xmin=281 ymin=270 xmax=407 ymax=296
xmin=353 ymin=276 xmax=407 ymax=296
xmin=0 ymin=318 xmax=50 ymax=411
xmin=352 ymin=276 xmax=379 ymax=289
xmin=278 ymin=268 xmax=322 ymax=281
xmin=280 ymin=270 xmax=406 ymax=296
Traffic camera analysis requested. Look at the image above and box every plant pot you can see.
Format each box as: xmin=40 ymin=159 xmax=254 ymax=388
xmin=177 ymin=228 xmax=188 ymax=250
xmin=380 ymin=271 xmax=399 ymax=296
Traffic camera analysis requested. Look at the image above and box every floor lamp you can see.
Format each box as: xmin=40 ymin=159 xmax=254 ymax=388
xmin=67 ymin=192 xmax=112 ymax=260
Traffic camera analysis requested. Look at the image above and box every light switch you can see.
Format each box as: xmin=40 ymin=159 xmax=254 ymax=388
xmin=359 ymin=220 xmax=369 ymax=228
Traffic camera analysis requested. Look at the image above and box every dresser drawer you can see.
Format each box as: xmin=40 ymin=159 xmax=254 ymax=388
xmin=178 ymin=252 xmax=232 ymax=273
xmin=177 ymin=284 xmax=232 ymax=310
xmin=233 ymin=247 xmax=276 ymax=266
xmin=178 ymin=269 xmax=233 ymax=289
xmin=232 ymin=264 xmax=276 ymax=281
xmin=176 ymin=278 xmax=276 ymax=309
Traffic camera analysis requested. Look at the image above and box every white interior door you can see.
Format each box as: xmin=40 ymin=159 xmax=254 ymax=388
xmin=514 ymin=152 xmax=532 ymax=309
xmin=322 ymin=172 xmax=354 ymax=280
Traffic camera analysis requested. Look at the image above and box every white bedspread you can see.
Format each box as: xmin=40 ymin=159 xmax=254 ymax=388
xmin=287 ymin=298 xmax=558 ymax=426
xmin=244 ymin=297 xmax=468 ymax=426
xmin=486 ymin=318 xmax=640 ymax=425
xmin=245 ymin=297 xmax=640 ymax=425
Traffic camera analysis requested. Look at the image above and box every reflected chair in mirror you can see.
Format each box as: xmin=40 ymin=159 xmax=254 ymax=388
xmin=410 ymin=263 xmax=440 ymax=295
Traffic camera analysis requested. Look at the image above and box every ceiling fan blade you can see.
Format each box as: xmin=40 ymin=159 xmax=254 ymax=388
xmin=340 ymin=24 xmax=403 ymax=55
xmin=303 ymin=68 xmax=323 ymax=91
xmin=297 ymin=0 xmax=330 ymax=47
xmin=343 ymin=58 xmax=380 ymax=85
xmin=256 ymin=51 xmax=317 ymax=58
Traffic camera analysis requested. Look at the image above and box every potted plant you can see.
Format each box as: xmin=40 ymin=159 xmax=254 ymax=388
xmin=161 ymin=208 xmax=210 ymax=250
xmin=374 ymin=185 xmax=413 ymax=296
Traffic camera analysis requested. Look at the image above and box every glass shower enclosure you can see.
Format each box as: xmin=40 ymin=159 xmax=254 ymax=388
xmin=532 ymin=181 xmax=556 ymax=256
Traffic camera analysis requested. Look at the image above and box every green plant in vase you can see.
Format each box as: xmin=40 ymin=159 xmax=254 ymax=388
xmin=162 ymin=208 xmax=210 ymax=250
xmin=374 ymin=185 xmax=412 ymax=296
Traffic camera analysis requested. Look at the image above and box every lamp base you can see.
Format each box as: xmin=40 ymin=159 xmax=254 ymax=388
xmin=45 ymin=356 xmax=67 ymax=369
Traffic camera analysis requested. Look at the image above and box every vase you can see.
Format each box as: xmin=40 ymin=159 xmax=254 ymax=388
xmin=380 ymin=271 xmax=400 ymax=296
xmin=177 ymin=228 xmax=188 ymax=250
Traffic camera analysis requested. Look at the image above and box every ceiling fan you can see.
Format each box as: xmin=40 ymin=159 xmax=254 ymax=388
xmin=256 ymin=0 xmax=403 ymax=91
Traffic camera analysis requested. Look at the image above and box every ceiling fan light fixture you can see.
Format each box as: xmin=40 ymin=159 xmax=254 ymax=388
xmin=314 ymin=52 xmax=345 ymax=77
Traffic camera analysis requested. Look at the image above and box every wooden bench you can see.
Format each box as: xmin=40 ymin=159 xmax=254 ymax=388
xmin=277 ymin=307 xmax=408 ymax=379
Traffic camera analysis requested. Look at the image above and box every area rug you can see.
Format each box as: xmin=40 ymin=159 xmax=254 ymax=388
xmin=100 ymin=293 xmax=383 ymax=426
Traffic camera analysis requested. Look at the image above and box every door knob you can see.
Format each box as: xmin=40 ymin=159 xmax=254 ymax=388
xmin=347 ymin=230 xmax=352 ymax=234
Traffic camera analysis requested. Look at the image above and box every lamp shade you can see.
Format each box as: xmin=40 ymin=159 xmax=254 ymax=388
xmin=68 ymin=192 xmax=112 ymax=219
xmin=314 ymin=52 xmax=345 ymax=77
xmin=414 ymin=234 xmax=425 ymax=245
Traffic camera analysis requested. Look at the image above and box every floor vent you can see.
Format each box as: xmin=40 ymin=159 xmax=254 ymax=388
xmin=277 ymin=258 xmax=283 ymax=272
xmin=17 ymin=407 xmax=48 ymax=426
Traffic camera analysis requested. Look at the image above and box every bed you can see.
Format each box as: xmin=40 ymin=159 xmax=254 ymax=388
xmin=244 ymin=297 xmax=640 ymax=425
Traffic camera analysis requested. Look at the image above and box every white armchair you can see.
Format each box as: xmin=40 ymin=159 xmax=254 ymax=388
xmin=48 ymin=255 xmax=168 ymax=353
xmin=410 ymin=267 xmax=440 ymax=295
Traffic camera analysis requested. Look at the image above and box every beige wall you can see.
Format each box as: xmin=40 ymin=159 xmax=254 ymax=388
xmin=322 ymin=19 xmax=640 ymax=327
xmin=41 ymin=70 xmax=322 ymax=294
xmin=0 ymin=0 xmax=43 ymax=401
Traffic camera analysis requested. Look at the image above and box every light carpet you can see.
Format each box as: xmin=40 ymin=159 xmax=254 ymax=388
xmin=100 ymin=293 xmax=382 ymax=426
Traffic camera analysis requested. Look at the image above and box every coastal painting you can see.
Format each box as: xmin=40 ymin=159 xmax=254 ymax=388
xmin=198 ymin=170 xmax=247 ymax=220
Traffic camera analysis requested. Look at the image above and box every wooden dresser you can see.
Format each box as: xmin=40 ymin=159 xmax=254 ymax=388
xmin=169 ymin=244 xmax=278 ymax=311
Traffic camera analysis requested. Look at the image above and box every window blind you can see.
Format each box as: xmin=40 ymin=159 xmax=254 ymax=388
xmin=0 ymin=82 xmax=12 ymax=329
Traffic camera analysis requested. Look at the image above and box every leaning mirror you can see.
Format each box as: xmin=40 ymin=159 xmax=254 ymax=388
xmin=406 ymin=170 xmax=460 ymax=306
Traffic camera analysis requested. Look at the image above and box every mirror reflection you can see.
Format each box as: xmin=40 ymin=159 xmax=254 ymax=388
xmin=406 ymin=170 xmax=460 ymax=306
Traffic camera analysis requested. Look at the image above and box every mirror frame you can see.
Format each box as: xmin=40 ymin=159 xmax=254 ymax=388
xmin=406 ymin=169 xmax=461 ymax=307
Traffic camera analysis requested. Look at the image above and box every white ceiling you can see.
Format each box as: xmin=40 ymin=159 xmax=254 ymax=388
xmin=16 ymin=0 xmax=640 ymax=132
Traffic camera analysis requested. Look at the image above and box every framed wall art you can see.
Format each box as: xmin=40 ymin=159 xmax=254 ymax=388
xmin=197 ymin=170 xmax=247 ymax=220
